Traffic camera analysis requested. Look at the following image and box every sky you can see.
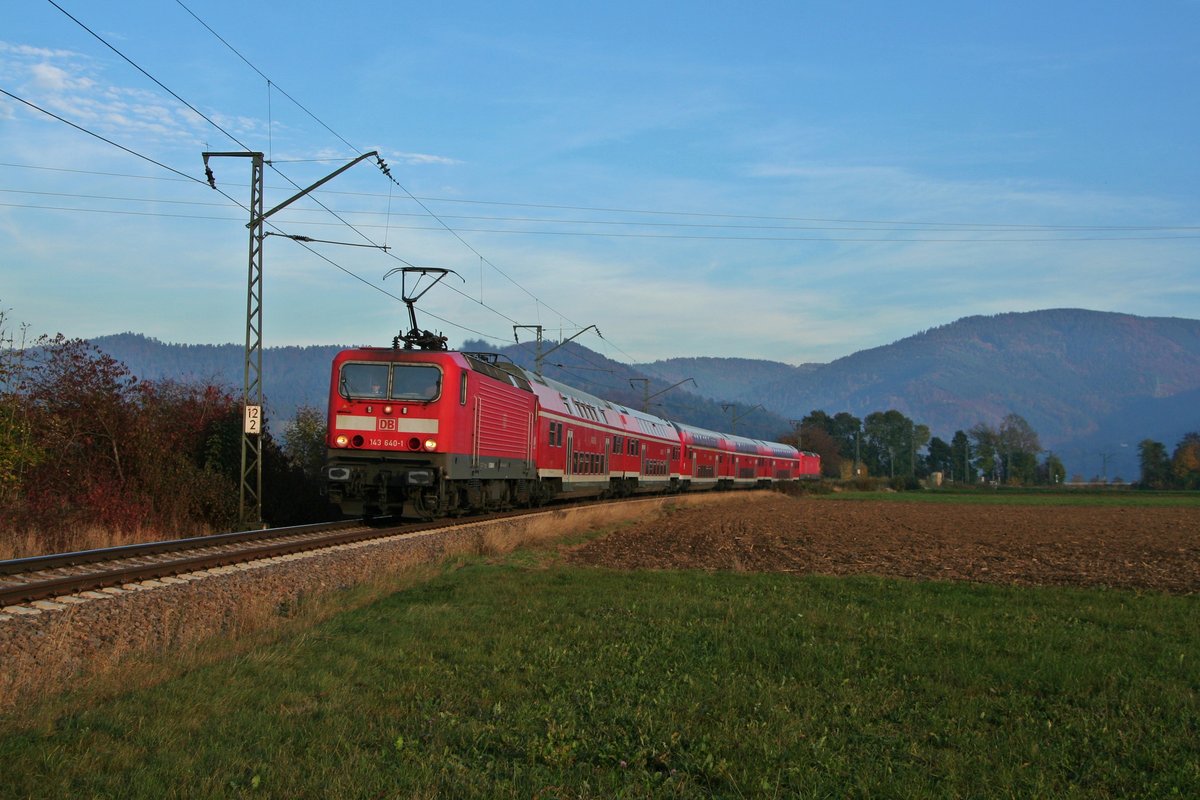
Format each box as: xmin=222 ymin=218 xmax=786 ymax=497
xmin=2 ymin=0 xmax=1198 ymax=368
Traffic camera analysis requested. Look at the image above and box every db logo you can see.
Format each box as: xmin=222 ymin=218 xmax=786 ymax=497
xmin=378 ymin=418 xmax=397 ymax=431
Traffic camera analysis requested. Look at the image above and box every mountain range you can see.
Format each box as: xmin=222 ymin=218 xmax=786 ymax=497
xmin=91 ymin=309 xmax=1200 ymax=482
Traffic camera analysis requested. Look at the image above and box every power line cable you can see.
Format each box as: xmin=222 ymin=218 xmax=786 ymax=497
xmin=173 ymin=0 xmax=360 ymax=155
xmin=0 ymin=90 xmax=450 ymax=333
xmin=44 ymin=0 xmax=409 ymax=269
xmin=8 ymin=161 xmax=1194 ymax=234
xmin=0 ymin=90 xmax=208 ymax=188
xmin=170 ymin=2 xmax=598 ymax=346
xmin=5 ymin=194 xmax=1194 ymax=242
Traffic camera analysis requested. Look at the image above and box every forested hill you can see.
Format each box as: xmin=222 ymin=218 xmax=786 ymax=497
xmin=643 ymin=309 xmax=1200 ymax=479
xmin=91 ymin=335 xmax=346 ymax=426
xmin=92 ymin=309 xmax=1200 ymax=479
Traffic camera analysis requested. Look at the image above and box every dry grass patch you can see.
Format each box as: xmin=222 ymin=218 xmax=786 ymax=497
xmin=0 ymin=523 xmax=218 ymax=561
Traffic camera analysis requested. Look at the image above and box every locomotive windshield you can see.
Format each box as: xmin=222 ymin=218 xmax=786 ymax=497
xmin=338 ymin=362 xmax=441 ymax=401
xmin=390 ymin=364 xmax=441 ymax=401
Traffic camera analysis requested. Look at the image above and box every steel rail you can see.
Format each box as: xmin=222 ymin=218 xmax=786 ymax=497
xmin=0 ymin=520 xmax=428 ymax=607
xmin=0 ymin=519 xmax=364 ymax=577
xmin=0 ymin=494 xmax=682 ymax=609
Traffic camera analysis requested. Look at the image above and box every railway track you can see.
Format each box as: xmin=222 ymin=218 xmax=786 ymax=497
xmin=0 ymin=494 xmax=705 ymax=613
xmin=0 ymin=518 xmax=436 ymax=608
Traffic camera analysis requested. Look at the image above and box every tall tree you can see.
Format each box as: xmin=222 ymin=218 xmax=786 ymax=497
xmin=950 ymin=430 xmax=973 ymax=483
xmin=784 ymin=425 xmax=842 ymax=478
xmin=799 ymin=409 xmax=862 ymax=476
xmin=282 ymin=405 xmax=328 ymax=480
xmin=912 ymin=424 xmax=932 ymax=477
xmin=800 ymin=409 xmax=834 ymax=435
xmin=926 ymin=436 xmax=953 ymax=477
xmin=1172 ymin=432 xmax=1200 ymax=489
xmin=830 ymin=411 xmax=863 ymax=461
xmin=1041 ymin=452 xmax=1066 ymax=485
xmin=998 ymin=413 xmax=1041 ymax=485
xmin=969 ymin=423 xmax=1000 ymax=482
xmin=22 ymin=335 xmax=141 ymax=527
xmin=863 ymin=410 xmax=915 ymax=478
xmin=1138 ymin=439 xmax=1172 ymax=489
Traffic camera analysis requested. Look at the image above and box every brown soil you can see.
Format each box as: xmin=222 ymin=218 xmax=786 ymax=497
xmin=564 ymin=493 xmax=1200 ymax=594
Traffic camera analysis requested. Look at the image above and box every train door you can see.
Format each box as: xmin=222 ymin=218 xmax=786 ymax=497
xmin=471 ymin=397 xmax=481 ymax=468
xmin=566 ymin=429 xmax=574 ymax=478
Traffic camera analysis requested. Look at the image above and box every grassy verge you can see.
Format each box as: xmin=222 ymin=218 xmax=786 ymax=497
xmin=3 ymin=556 xmax=1196 ymax=798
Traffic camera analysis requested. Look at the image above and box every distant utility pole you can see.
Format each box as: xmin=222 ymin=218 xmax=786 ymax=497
xmin=530 ymin=324 xmax=600 ymax=379
xmin=203 ymin=149 xmax=379 ymax=527
xmin=789 ymin=419 xmax=803 ymax=450
xmin=513 ymin=324 xmax=544 ymax=371
xmin=721 ymin=403 xmax=763 ymax=435
xmin=631 ymin=377 xmax=696 ymax=412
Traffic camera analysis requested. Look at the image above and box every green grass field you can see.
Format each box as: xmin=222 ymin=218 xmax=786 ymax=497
xmin=3 ymin=550 xmax=1197 ymax=798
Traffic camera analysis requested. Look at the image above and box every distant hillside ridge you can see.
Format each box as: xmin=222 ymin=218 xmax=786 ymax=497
xmin=91 ymin=334 xmax=348 ymax=426
xmin=89 ymin=308 xmax=1200 ymax=480
xmin=632 ymin=356 xmax=818 ymax=405
xmin=647 ymin=309 xmax=1200 ymax=479
xmin=92 ymin=334 xmax=798 ymax=441
xmin=765 ymin=308 xmax=1199 ymax=439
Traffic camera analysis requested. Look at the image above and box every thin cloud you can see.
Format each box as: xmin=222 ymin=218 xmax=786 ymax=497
xmin=394 ymin=152 xmax=461 ymax=166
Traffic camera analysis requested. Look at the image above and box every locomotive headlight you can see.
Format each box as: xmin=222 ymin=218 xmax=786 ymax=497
xmin=423 ymin=438 xmax=438 ymax=451
xmin=335 ymin=434 xmax=349 ymax=448
xmin=383 ymin=405 xmax=393 ymax=415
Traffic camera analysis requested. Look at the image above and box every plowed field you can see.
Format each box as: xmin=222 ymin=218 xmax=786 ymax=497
xmin=565 ymin=493 xmax=1200 ymax=594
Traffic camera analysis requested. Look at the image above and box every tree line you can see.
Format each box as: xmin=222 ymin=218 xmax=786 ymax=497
xmin=790 ymin=406 xmax=1200 ymax=489
xmin=786 ymin=408 xmax=1068 ymax=488
xmin=1137 ymin=436 xmax=1200 ymax=490
xmin=1 ymin=317 xmax=333 ymax=553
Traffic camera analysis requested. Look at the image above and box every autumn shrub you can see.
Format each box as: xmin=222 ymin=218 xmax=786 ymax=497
xmin=0 ymin=335 xmax=282 ymax=551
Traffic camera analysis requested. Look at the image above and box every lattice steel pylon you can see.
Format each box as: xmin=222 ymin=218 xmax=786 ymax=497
xmin=203 ymin=149 xmax=379 ymax=528
xmin=203 ymin=150 xmax=266 ymax=526
xmin=241 ymin=153 xmax=266 ymax=526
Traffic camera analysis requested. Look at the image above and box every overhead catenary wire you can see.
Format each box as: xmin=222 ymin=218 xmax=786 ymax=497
xmin=6 ymin=189 xmax=1195 ymax=242
xmin=3 ymin=169 xmax=1196 ymax=240
xmin=16 ymin=5 xmax=1196 ymax=369
xmin=43 ymin=0 xmax=410 ymax=268
xmin=0 ymin=88 xmax=514 ymax=345
xmin=31 ymin=3 xmax=528 ymax=347
xmin=170 ymin=0 xmax=591 ymax=339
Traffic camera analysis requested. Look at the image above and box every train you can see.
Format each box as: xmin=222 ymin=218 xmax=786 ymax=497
xmin=322 ymin=268 xmax=817 ymax=518
xmin=322 ymin=344 xmax=821 ymax=519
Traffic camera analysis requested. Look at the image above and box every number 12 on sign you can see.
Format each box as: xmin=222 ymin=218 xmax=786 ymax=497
xmin=244 ymin=404 xmax=262 ymax=435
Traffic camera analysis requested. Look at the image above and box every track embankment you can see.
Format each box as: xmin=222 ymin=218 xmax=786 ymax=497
xmin=0 ymin=495 xmax=705 ymax=708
